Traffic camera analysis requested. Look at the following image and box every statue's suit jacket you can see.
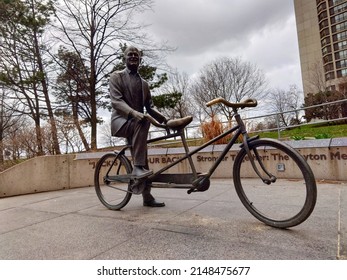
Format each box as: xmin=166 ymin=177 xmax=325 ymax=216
xmin=109 ymin=68 xmax=165 ymax=135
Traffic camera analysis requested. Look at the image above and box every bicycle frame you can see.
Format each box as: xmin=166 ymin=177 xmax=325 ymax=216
xmin=114 ymin=108 xmax=251 ymax=191
xmin=147 ymin=119 xmax=243 ymax=180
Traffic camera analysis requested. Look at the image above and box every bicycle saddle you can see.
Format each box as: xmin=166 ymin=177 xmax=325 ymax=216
xmin=166 ymin=116 xmax=193 ymax=130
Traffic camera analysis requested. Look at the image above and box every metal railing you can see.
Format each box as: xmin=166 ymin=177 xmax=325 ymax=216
xmin=241 ymin=98 xmax=347 ymax=139
xmin=148 ymin=99 xmax=347 ymax=145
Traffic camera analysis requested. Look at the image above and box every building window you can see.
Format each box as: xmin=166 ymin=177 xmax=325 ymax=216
xmin=334 ymin=40 xmax=347 ymax=51
xmin=318 ymin=2 xmax=327 ymax=14
xmin=330 ymin=0 xmax=346 ymax=7
xmin=320 ymin=19 xmax=329 ymax=30
xmin=324 ymin=63 xmax=334 ymax=72
xmin=341 ymin=68 xmax=347 ymax=76
xmin=334 ymin=12 xmax=347 ymax=23
xmin=321 ymin=27 xmax=330 ymax=37
xmin=326 ymin=72 xmax=335 ymax=80
xmin=319 ymin=11 xmax=328 ymax=22
xmin=336 ymin=58 xmax=347 ymax=68
xmin=339 ymin=40 xmax=347 ymax=49
xmin=322 ymin=37 xmax=331 ymax=47
xmin=330 ymin=2 xmax=347 ymax=15
xmin=336 ymin=30 xmax=347 ymax=41
xmin=336 ymin=49 xmax=347 ymax=59
xmin=323 ymin=45 xmax=332 ymax=54
xmin=333 ymin=21 xmax=347 ymax=32
xmin=337 ymin=68 xmax=347 ymax=77
xmin=324 ymin=54 xmax=333 ymax=63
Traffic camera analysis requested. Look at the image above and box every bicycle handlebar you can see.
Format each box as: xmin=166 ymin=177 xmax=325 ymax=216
xmin=206 ymin=97 xmax=257 ymax=109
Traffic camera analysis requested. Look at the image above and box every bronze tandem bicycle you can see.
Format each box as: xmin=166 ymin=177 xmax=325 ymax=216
xmin=94 ymin=98 xmax=317 ymax=228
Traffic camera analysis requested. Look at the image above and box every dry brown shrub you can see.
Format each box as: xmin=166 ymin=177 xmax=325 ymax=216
xmin=201 ymin=116 xmax=229 ymax=144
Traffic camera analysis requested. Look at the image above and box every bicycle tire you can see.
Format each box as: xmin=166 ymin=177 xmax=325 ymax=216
xmin=94 ymin=152 xmax=133 ymax=210
xmin=233 ymin=138 xmax=317 ymax=228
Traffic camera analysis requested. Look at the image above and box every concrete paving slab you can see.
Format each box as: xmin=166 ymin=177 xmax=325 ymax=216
xmin=22 ymin=191 xmax=99 ymax=214
xmin=0 ymin=207 xmax=60 ymax=234
xmin=0 ymin=191 xmax=65 ymax=211
xmin=0 ymin=179 xmax=346 ymax=260
xmin=0 ymin=213 xmax=142 ymax=259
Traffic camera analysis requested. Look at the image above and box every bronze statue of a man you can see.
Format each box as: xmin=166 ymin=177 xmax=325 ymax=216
xmin=109 ymin=46 xmax=166 ymax=207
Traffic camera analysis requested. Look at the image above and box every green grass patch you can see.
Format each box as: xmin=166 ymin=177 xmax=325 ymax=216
xmin=251 ymin=123 xmax=347 ymax=140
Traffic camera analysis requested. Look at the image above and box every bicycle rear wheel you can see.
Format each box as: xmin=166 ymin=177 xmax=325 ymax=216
xmin=233 ymin=138 xmax=317 ymax=228
xmin=94 ymin=152 xmax=132 ymax=210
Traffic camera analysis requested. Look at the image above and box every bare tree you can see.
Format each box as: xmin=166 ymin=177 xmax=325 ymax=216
xmin=55 ymin=115 xmax=89 ymax=153
xmin=3 ymin=116 xmax=36 ymax=160
xmin=191 ymin=57 xmax=267 ymax=121
xmin=52 ymin=0 xmax=169 ymax=150
xmin=0 ymin=0 xmax=61 ymax=155
xmin=153 ymin=70 xmax=193 ymax=119
xmin=307 ymin=60 xmax=327 ymax=94
xmin=305 ymin=59 xmax=347 ymax=121
xmin=99 ymin=119 xmax=124 ymax=148
xmin=0 ymin=87 xmax=23 ymax=164
xmin=267 ymin=85 xmax=303 ymax=127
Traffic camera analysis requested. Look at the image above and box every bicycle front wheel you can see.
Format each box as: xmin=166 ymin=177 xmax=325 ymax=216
xmin=233 ymin=138 xmax=317 ymax=228
xmin=94 ymin=152 xmax=133 ymax=210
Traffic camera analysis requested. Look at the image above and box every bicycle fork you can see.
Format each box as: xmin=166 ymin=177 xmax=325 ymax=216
xmin=234 ymin=110 xmax=276 ymax=185
xmin=241 ymin=136 xmax=277 ymax=185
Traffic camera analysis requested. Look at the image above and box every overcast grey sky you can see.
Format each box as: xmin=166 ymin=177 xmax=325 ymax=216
xmin=139 ymin=0 xmax=302 ymax=91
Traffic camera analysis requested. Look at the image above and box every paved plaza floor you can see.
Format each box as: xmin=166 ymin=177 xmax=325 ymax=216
xmin=0 ymin=179 xmax=346 ymax=260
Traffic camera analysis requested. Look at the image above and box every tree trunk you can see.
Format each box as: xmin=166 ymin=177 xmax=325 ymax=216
xmin=72 ymin=104 xmax=90 ymax=151
xmin=0 ymin=135 xmax=4 ymax=165
xmin=33 ymin=29 xmax=61 ymax=155
xmin=90 ymin=86 xmax=97 ymax=150
xmin=90 ymin=32 xmax=97 ymax=150
xmin=35 ymin=120 xmax=44 ymax=156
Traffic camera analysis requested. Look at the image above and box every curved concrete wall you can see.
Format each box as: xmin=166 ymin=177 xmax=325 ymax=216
xmin=1 ymin=138 xmax=346 ymax=197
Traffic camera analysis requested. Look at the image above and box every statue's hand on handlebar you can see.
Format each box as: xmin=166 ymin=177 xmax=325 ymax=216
xmin=130 ymin=110 xmax=145 ymax=121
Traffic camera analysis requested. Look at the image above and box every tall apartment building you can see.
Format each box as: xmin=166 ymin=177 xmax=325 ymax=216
xmin=294 ymin=0 xmax=347 ymax=96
